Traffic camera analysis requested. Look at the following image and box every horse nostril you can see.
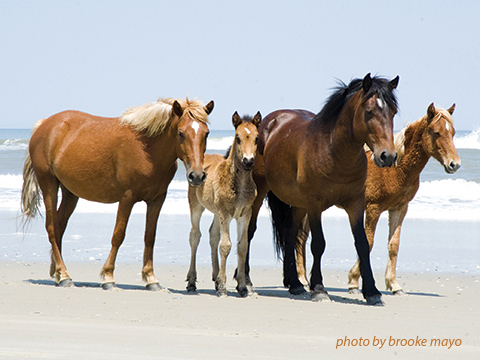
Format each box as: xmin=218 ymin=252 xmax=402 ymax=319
xmin=380 ymin=151 xmax=387 ymax=163
xmin=188 ymin=172 xmax=195 ymax=181
xmin=201 ymin=171 xmax=207 ymax=182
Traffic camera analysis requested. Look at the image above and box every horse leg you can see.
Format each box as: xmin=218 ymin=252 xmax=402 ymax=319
xmin=50 ymin=186 xmax=79 ymax=278
xmin=345 ymin=199 xmax=383 ymax=306
xmin=39 ymin=177 xmax=73 ymax=286
xmin=215 ymin=215 xmax=232 ymax=297
xmin=308 ymin=214 xmax=330 ymax=302
xmin=235 ymin=212 xmax=255 ymax=297
xmin=237 ymin=176 xmax=269 ymax=287
xmin=141 ymin=194 xmax=167 ymax=291
xmin=209 ymin=215 xmax=221 ymax=285
xmin=348 ymin=205 xmax=380 ymax=294
xmin=100 ymin=193 xmax=135 ymax=290
xmin=296 ymin=215 xmax=310 ymax=286
xmin=386 ymin=205 xmax=408 ymax=295
xmin=283 ymin=206 xmax=307 ymax=295
xmin=186 ymin=196 xmax=205 ymax=292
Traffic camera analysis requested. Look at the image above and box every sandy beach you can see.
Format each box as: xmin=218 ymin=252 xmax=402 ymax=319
xmin=1 ymin=257 xmax=479 ymax=359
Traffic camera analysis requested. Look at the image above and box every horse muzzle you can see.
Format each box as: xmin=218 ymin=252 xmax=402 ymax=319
xmin=187 ymin=170 xmax=207 ymax=187
xmin=444 ymin=160 xmax=461 ymax=174
xmin=242 ymin=157 xmax=255 ymax=171
xmin=374 ymin=150 xmax=397 ymax=168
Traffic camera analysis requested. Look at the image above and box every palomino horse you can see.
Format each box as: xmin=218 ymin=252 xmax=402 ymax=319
xmin=21 ymin=97 xmax=214 ymax=290
xmin=246 ymin=74 xmax=399 ymax=305
xmin=186 ymin=112 xmax=261 ymax=297
xmin=346 ymin=103 xmax=460 ymax=295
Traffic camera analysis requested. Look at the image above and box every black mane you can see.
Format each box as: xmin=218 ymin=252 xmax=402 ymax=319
xmin=308 ymin=75 xmax=398 ymax=131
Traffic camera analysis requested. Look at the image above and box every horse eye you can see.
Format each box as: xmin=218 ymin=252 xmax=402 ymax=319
xmin=236 ymin=136 xmax=241 ymax=144
xmin=178 ymin=131 xmax=186 ymax=140
xmin=255 ymin=136 xmax=259 ymax=144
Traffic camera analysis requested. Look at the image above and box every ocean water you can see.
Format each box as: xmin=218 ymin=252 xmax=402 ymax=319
xmin=1 ymin=128 xmax=479 ymax=275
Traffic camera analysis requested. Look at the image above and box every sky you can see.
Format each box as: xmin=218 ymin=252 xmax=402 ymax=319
xmin=1 ymin=1 xmax=479 ymax=131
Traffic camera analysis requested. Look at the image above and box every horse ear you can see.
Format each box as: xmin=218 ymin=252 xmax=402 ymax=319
xmin=172 ymin=101 xmax=183 ymax=117
xmin=448 ymin=103 xmax=456 ymax=115
xmin=252 ymin=111 xmax=262 ymax=128
xmin=389 ymin=76 xmax=399 ymax=89
xmin=363 ymin=73 xmax=372 ymax=93
xmin=232 ymin=111 xmax=242 ymax=128
xmin=205 ymin=100 xmax=214 ymax=115
xmin=427 ymin=102 xmax=436 ymax=121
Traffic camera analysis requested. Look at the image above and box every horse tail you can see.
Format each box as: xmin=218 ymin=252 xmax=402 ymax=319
xmin=21 ymin=152 xmax=41 ymax=224
xmin=266 ymin=191 xmax=293 ymax=260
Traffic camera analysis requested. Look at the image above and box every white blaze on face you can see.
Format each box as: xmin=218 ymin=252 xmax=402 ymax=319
xmin=191 ymin=121 xmax=200 ymax=135
xmin=445 ymin=121 xmax=450 ymax=132
xmin=244 ymin=127 xmax=251 ymax=135
xmin=377 ymin=98 xmax=385 ymax=109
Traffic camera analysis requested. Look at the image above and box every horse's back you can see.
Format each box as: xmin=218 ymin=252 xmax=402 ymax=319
xmin=258 ymin=110 xmax=315 ymax=152
xmin=29 ymin=110 xmax=168 ymax=203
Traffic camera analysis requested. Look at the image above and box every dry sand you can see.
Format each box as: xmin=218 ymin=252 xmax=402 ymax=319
xmin=0 ymin=260 xmax=478 ymax=359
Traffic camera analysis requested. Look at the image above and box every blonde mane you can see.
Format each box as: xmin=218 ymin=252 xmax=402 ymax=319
xmin=393 ymin=107 xmax=454 ymax=163
xmin=120 ymin=97 xmax=209 ymax=136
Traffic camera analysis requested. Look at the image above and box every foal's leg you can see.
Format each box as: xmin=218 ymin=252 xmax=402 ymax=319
xmin=345 ymin=199 xmax=383 ymax=305
xmin=385 ymin=205 xmax=408 ymax=295
xmin=235 ymin=212 xmax=255 ymax=297
xmin=215 ymin=214 xmax=232 ymax=297
xmin=209 ymin=215 xmax=221 ymax=284
xmin=186 ymin=196 xmax=205 ymax=292
xmin=348 ymin=205 xmax=380 ymax=293
xmin=296 ymin=215 xmax=310 ymax=286
xmin=308 ymin=214 xmax=330 ymax=302
xmin=100 ymin=192 xmax=135 ymax=289
xmin=142 ymin=193 xmax=167 ymax=290
xmin=50 ymin=186 xmax=79 ymax=278
xmin=40 ymin=177 xmax=73 ymax=286
xmin=241 ymin=174 xmax=269 ymax=287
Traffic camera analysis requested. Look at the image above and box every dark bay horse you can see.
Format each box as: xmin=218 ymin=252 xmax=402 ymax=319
xmin=247 ymin=74 xmax=399 ymax=305
xmin=21 ymin=97 xmax=214 ymax=290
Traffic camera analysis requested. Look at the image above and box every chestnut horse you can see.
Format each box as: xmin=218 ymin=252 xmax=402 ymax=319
xmin=246 ymin=74 xmax=399 ymax=305
xmin=346 ymin=103 xmax=460 ymax=295
xmin=21 ymin=97 xmax=214 ymax=290
xmin=186 ymin=112 xmax=261 ymax=297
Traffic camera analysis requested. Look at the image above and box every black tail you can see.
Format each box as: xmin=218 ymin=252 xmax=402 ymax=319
xmin=266 ymin=191 xmax=293 ymax=260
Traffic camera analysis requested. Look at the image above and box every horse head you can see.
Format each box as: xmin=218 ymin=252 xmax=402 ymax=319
xmin=425 ymin=103 xmax=461 ymax=174
xmin=356 ymin=73 xmax=399 ymax=168
xmin=231 ymin=111 xmax=261 ymax=171
xmin=173 ymin=99 xmax=214 ymax=186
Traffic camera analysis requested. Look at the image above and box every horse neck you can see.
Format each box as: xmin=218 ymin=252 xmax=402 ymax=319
xmin=226 ymin=142 xmax=252 ymax=189
xmin=145 ymin=126 xmax=178 ymax=162
xmin=395 ymin=118 xmax=431 ymax=181
xmin=328 ymin=96 xmax=365 ymax=161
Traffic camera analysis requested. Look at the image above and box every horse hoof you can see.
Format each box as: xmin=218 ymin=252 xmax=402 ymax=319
xmin=101 ymin=282 xmax=116 ymax=290
xmin=311 ymin=284 xmax=330 ymax=302
xmin=146 ymin=283 xmax=163 ymax=291
xmin=57 ymin=279 xmax=74 ymax=287
xmin=311 ymin=291 xmax=331 ymax=302
xmin=393 ymin=289 xmax=407 ymax=296
xmin=237 ymin=286 xmax=249 ymax=298
xmin=349 ymin=288 xmax=361 ymax=295
xmin=289 ymin=285 xmax=307 ymax=295
xmin=216 ymin=288 xmax=227 ymax=297
xmin=186 ymin=285 xmax=197 ymax=293
xmin=366 ymin=295 xmax=385 ymax=306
